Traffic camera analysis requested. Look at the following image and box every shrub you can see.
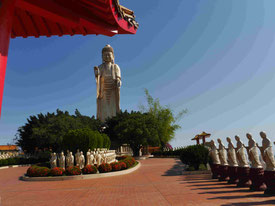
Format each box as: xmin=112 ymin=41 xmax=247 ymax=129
xmin=186 ymin=166 xmax=195 ymax=171
xmin=62 ymin=128 xmax=111 ymax=154
xmin=98 ymin=163 xmax=112 ymax=173
xmin=49 ymin=167 xmax=65 ymax=176
xmin=180 ymin=145 xmax=209 ymax=170
xmin=82 ymin=165 xmax=97 ymax=174
xmin=198 ymin=164 xmax=207 ymax=171
xmin=119 ymin=162 xmax=127 ymax=170
xmin=36 ymin=161 xmax=51 ymax=168
xmin=116 ymin=155 xmax=129 ymax=161
xmin=120 ymin=160 xmax=130 ymax=168
xmin=110 ymin=162 xmax=121 ymax=171
xmin=119 ymin=156 xmax=136 ymax=169
xmin=26 ymin=166 xmax=50 ymax=177
xmin=65 ymin=166 xmax=81 ymax=175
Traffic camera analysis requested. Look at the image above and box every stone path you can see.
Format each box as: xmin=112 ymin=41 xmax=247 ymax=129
xmin=0 ymin=158 xmax=274 ymax=206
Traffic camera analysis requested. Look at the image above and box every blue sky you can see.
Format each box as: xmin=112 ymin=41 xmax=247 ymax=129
xmin=1 ymin=0 xmax=275 ymax=151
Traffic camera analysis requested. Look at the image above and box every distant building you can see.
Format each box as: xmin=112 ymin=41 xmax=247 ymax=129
xmin=0 ymin=145 xmax=19 ymax=154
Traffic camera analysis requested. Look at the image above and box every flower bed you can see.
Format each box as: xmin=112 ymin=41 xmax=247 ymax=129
xmin=82 ymin=165 xmax=97 ymax=174
xmin=27 ymin=166 xmax=50 ymax=177
xmin=110 ymin=162 xmax=121 ymax=171
xmin=25 ymin=156 xmax=137 ymax=177
xmin=65 ymin=166 xmax=82 ymax=176
xmin=50 ymin=167 xmax=65 ymax=176
xmin=98 ymin=163 xmax=112 ymax=173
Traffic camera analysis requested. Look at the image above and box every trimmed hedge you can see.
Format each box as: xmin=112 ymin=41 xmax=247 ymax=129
xmin=110 ymin=162 xmax=121 ymax=171
xmin=119 ymin=162 xmax=127 ymax=170
xmin=25 ymin=156 xmax=138 ymax=177
xmin=65 ymin=166 xmax=82 ymax=176
xmin=82 ymin=165 xmax=97 ymax=174
xmin=26 ymin=166 xmax=50 ymax=177
xmin=49 ymin=167 xmax=65 ymax=176
xmin=118 ymin=156 xmax=136 ymax=169
xmin=180 ymin=145 xmax=209 ymax=170
xmin=98 ymin=163 xmax=112 ymax=173
xmin=0 ymin=157 xmax=49 ymax=167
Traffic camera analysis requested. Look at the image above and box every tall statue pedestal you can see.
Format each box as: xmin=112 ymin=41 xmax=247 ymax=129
xmin=210 ymin=164 xmax=220 ymax=179
xmin=264 ymin=170 xmax=275 ymax=196
xmin=227 ymin=166 xmax=239 ymax=184
xmin=237 ymin=167 xmax=251 ymax=187
xmin=218 ymin=165 xmax=229 ymax=181
xmin=249 ymin=168 xmax=266 ymax=191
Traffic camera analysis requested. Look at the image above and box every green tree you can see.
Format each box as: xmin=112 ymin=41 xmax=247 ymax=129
xmin=14 ymin=109 xmax=102 ymax=153
xmin=139 ymin=89 xmax=187 ymax=149
xmin=62 ymin=128 xmax=111 ymax=154
xmin=105 ymin=111 xmax=160 ymax=156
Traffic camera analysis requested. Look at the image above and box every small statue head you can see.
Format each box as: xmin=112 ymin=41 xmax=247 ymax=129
xmin=70 ymin=152 xmax=73 ymax=155
xmin=80 ymin=151 xmax=83 ymax=155
xmin=61 ymin=152 xmax=64 ymax=156
xmin=217 ymin=138 xmax=221 ymax=144
xmin=246 ymin=133 xmax=252 ymax=139
xmin=210 ymin=140 xmax=215 ymax=146
xmin=259 ymin=131 xmax=266 ymax=139
xmin=235 ymin=135 xmax=240 ymax=141
xmin=226 ymin=137 xmax=231 ymax=143
xmin=102 ymin=45 xmax=114 ymax=63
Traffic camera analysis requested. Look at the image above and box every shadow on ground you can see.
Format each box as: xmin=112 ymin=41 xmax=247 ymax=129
xmin=181 ymin=173 xmax=274 ymax=206
xmin=221 ymin=199 xmax=275 ymax=206
xmin=162 ymin=159 xmax=183 ymax=176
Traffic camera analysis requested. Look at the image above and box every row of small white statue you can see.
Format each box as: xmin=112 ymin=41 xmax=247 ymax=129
xmin=208 ymin=131 xmax=275 ymax=171
xmin=50 ymin=149 xmax=115 ymax=169
xmin=0 ymin=152 xmax=20 ymax=160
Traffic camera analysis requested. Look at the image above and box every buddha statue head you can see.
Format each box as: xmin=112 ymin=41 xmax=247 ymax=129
xmin=102 ymin=44 xmax=114 ymax=63
xmin=246 ymin=133 xmax=252 ymax=139
xmin=226 ymin=137 xmax=231 ymax=143
xmin=259 ymin=131 xmax=266 ymax=139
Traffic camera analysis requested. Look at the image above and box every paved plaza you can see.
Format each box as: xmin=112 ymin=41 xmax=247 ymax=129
xmin=0 ymin=158 xmax=274 ymax=206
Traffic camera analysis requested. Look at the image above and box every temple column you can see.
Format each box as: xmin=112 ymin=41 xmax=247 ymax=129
xmin=0 ymin=0 xmax=16 ymax=118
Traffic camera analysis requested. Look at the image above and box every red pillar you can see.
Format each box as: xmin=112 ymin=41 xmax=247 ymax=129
xmin=196 ymin=139 xmax=200 ymax=145
xmin=0 ymin=0 xmax=16 ymax=118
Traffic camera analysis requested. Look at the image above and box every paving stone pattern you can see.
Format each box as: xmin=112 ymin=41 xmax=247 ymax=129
xmin=0 ymin=158 xmax=274 ymax=206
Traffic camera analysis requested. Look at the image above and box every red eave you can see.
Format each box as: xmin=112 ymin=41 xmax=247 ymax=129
xmin=0 ymin=145 xmax=19 ymax=151
xmin=12 ymin=0 xmax=138 ymax=38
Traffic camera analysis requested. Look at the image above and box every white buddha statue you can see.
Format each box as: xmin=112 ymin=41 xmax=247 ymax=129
xmin=50 ymin=153 xmax=57 ymax=169
xmin=209 ymin=140 xmax=221 ymax=165
xmin=226 ymin=137 xmax=238 ymax=167
xmin=217 ymin=138 xmax=228 ymax=166
xmin=79 ymin=151 xmax=85 ymax=169
xmin=94 ymin=45 xmax=121 ymax=122
xmin=257 ymin=131 xmax=275 ymax=171
xmin=245 ymin=133 xmax=262 ymax=168
xmin=59 ymin=152 xmax=65 ymax=169
xmin=235 ymin=135 xmax=249 ymax=167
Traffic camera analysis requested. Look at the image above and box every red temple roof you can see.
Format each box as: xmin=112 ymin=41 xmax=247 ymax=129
xmin=12 ymin=0 xmax=139 ymax=38
xmin=0 ymin=145 xmax=19 ymax=151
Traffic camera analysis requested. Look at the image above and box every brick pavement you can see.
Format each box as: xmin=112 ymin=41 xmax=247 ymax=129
xmin=0 ymin=158 xmax=274 ymax=206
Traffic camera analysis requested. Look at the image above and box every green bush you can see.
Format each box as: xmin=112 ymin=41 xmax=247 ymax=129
xmin=62 ymin=128 xmax=111 ymax=154
xmin=98 ymin=163 xmax=112 ymax=173
xmin=82 ymin=165 xmax=97 ymax=174
xmin=198 ymin=164 xmax=207 ymax=171
xmin=26 ymin=166 xmax=50 ymax=177
xmin=180 ymin=145 xmax=209 ymax=170
xmin=49 ymin=167 xmax=65 ymax=176
xmin=65 ymin=166 xmax=81 ymax=175
xmin=186 ymin=166 xmax=195 ymax=171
